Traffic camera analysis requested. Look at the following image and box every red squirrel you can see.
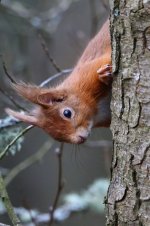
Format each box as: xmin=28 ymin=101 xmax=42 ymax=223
xmin=6 ymin=19 xmax=112 ymax=144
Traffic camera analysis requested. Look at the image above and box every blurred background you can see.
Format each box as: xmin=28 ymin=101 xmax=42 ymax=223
xmin=0 ymin=0 xmax=112 ymax=225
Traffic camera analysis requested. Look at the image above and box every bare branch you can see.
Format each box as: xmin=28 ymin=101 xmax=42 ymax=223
xmin=0 ymin=125 xmax=34 ymax=160
xmin=38 ymin=34 xmax=61 ymax=73
xmin=0 ymin=87 xmax=27 ymax=112
xmin=40 ymin=69 xmax=72 ymax=87
xmin=4 ymin=140 xmax=53 ymax=186
xmin=0 ymin=173 xmax=22 ymax=226
xmin=1 ymin=59 xmax=28 ymax=111
xmin=49 ymin=142 xmax=64 ymax=226
xmin=2 ymin=60 xmax=17 ymax=84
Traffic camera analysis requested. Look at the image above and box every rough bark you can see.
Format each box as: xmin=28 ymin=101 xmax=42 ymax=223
xmin=106 ymin=1 xmax=150 ymax=225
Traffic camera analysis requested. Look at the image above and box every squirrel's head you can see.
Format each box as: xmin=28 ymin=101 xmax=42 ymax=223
xmin=6 ymin=83 xmax=96 ymax=144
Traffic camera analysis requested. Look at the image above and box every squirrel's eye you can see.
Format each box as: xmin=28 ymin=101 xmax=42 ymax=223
xmin=60 ymin=107 xmax=75 ymax=120
xmin=63 ymin=109 xmax=72 ymax=118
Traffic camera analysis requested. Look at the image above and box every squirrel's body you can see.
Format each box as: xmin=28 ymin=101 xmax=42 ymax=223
xmin=6 ymin=19 xmax=112 ymax=144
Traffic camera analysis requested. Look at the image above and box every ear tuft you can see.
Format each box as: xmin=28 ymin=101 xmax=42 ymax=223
xmin=5 ymin=108 xmax=38 ymax=125
xmin=11 ymin=82 xmax=67 ymax=107
xmin=12 ymin=82 xmax=42 ymax=105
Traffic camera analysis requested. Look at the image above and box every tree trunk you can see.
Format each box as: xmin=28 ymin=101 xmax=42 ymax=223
xmin=106 ymin=1 xmax=150 ymax=225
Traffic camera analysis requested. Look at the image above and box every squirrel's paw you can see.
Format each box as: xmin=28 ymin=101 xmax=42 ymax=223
xmin=97 ymin=64 xmax=112 ymax=85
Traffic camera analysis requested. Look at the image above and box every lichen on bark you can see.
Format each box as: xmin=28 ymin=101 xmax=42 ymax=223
xmin=106 ymin=0 xmax=150 ymax=225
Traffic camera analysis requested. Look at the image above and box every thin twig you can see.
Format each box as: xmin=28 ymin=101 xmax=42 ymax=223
xmin=4 ymin=140 xmax=53 ymax=186
xmin=40 ymin=69 xmax=72 ymax=87
xmin=0 ymin=125 xmax=34 ymax=160
xmin=0 ymin=87 xmax=27 ymax=112
xmin=49 ymin=142 xmax=64 ymax=226
xmin=2 ymin=60 xmax=17 ymax=84
xmin=38 ymin=34 xmax=61 ymax=73
xmin=2 ymin=60 xmax=28 ymax=111
xmin=0 ymin=173 xmax=22 ymax=226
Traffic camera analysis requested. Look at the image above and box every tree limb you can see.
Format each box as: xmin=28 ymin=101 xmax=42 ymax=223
xmin=0 ymin=125 xmax=34 ymax=160
xmin=49 ymin=143 xmax=64 ymax=226
xmin=0 ymin=173 xmax=22 ymax=226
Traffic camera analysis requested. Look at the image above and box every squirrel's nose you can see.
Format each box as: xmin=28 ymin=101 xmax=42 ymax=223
xmin=78 ymin=135 xmax=86 ymax=144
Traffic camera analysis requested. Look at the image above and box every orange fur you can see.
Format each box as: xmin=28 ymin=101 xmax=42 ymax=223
xmin=6 ymin=19 xmax=111 ymax=144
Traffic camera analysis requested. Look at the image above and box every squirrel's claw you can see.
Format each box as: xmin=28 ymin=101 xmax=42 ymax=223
xmin=97 ymin=64 xmax=112 ymax=85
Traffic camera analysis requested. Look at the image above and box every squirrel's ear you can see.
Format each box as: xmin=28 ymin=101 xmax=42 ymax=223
xmin=37 ymin=90 xmax=67 ymax=106
xmin=12 ymin=83 xmax=67 ymax=107
xmin=5 ymin=108 xmax=38 ymax=125
xmin=12 ymin=83 xmax=42 ymax=105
